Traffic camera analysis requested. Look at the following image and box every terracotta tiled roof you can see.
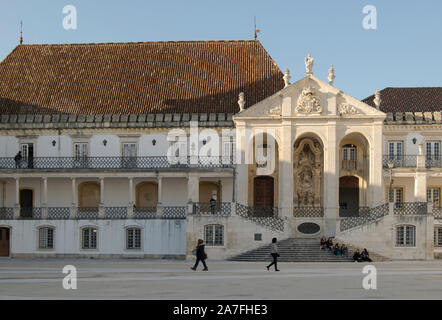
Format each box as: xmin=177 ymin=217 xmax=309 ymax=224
xmin=363 ymin=87 xmax=442 ymax=113
xmin=0 ymin=41 xmax=284 ymax=115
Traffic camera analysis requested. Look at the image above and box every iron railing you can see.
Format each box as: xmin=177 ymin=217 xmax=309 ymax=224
xmin=20 ymin=207 xmax=42 ymax=219
xmin=162 ymin=206 xmax=187 ymax=219
xmin=133 ymin=206 xmax=158 ymax=219
xmin=104 ymin=207 xmax=128 ymax=219
xmin=434 ymin=207 xmax=442 ymax=219
xmin=339 ymin=206 xmax=371 ymax=217
xmin=48 ymin=207 xmax=71 ymax=219
xmin=340 ymin=204 xmax=389 ymax=232
xmin=342 ymin=160 xmax=357 ymax=171
xmin=236 ymin=203 xmax=284 ymax=232
xmin=293 ymin=207 xmax=324 ymax=217
xmin=0 ymin=156 xmax=233 ymax=171
xmin=192 ymin=202 xmax=231 ymax=215
xmin=382 ymin=155 xmax=417 ymax=168
xmin=393 ymin=202 xmax=427 ymax=215
xmin=426 ymin=155 xmax=442 ymax=168
xmin=0 ymin=208 xmax=14 ymax=219
xmin=76 ymin=207 xmax=99 ymax=219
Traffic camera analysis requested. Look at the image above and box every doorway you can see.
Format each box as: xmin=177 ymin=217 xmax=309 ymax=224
xmin=253 ymin=176 xmax=274 ymax=216
xmin=0 ymin=228 xmax=9 ymax=257
xmin=339 ymin=176 xmax=359 ymax=217
xmin=20 ymin=189 xmax=33 ymax=218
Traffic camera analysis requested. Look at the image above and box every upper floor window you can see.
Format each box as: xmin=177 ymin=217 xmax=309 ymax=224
xmin=126 ymin=228 xmax=141 ymax=249
xmin=74 ymin=143 xmax=88 ymax=160
xmin=122 ymin=142 xmax=137 ymax=168
xmin=342 ymin=144 xmax=357 ymax=161
xmin=388 ymin=141 xmax=403 ymax=158
xmin=82 ymin=227 xmax=97 ymax=249
xmin=390 ymin=187 xmax=404 ymax=208
xmin=426 ymin=141 xmax=440 ymax=159
xmin=39 ymin=227 xmax=54 ymax=249
xmin=396 ymin=225 xmax=415 ymax=247
xmin=204 ymin=224 xmax=224 ymax=246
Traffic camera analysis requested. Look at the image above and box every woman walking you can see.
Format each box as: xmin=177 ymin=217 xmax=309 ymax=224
xmin=191 ymin=239 xmax=208 ymax=271
xmin=266 ymin=237 xmax=280 ymax=271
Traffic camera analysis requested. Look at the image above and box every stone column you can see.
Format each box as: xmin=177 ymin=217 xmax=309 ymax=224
xmin=42 ymin=177 xmax=48 ymax=219
xmin=128 ymin=177 xmax=134 ymax=218
xmin=99 ymin=177 xmax=105 ymax=218
xmin=235 ymin=123 xmax=248 ymax=206
xmin=13 ymin=177 xmax=20 ymax=219
xmin=187 ymin=173 xmax=199 ymax=214
xmin=157 ymin=176 xmax=163 ymax=216
xmin=279 ymin=121 xmax=293 ymax=219
xmin=425 ymin=207 xmax=435 ymax=260
xmin=370 ymin=122 xmax=385 ymax=207
xmin=415 ymin=143 xmax=427 ymax=203
xmin=323 ymin=122 xmax=339 ymax=236
xmin=70 ymin=178 xmax=77 ymax=218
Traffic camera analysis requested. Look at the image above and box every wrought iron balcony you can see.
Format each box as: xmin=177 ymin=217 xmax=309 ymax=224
xmin=382 ymin=155 xmax=417 ymax=168
xmin=425 ymin=155 xmax=442 ymax=168
xmin=235 ymin=203 xmax=284 ymax=232
xmin=293 ymin=206 xmax=324 ymax=217
xmin=192 ymin=202 xmax=231 ymax=215
xmin=0 ymin=156 xmax=234 ymax=171
xmin=393 ymin=202 xmax=427 ymax=215
xmin=341 ymin=160 xmax=357 ymax=171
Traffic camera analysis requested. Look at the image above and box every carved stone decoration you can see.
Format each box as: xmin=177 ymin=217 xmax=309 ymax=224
xmin=295 ymin=86 xmax=322 ymax=114
xmin=338 ymin=103 xmax=359 ymax=116
xmin=238 ymin=92 xmax=245 ymax=112
xmin=293 ymin=138 xmax=323 ymax=207
xmin=305 ymin=53 xmax=314 ymax=76
xmin=266 ymin=105 xmax=281 ymax=115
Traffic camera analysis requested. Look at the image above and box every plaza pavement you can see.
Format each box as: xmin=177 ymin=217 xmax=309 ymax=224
xmin=0 ymin=258 xmax=441 ymax=299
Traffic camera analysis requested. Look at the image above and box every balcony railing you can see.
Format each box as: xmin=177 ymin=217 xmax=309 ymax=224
xmin=0 ymin=156 xmax=233 ymax=171
xmin=235 ymin=203 xmax=284 ymax=232
xmin=192 ymin=202 xmax=231 ymax=215
xmin=0 ymin=208 xmax=14 ymax=219
xmin=434 ymin=207 xmax=442 ymax=219
xmin=382 ymin=155 xmax=417 ymax=168
xmin=340 ymin=204 xmax=389 ymax=231
xmin=341 ymin=160 xmax=357 ymax=171
xmin=426 ymin=155 xmax=442 ymax=168
xmin=293 ymin=206 xmax=324 ymax=217
xmin=393 ymin=202 xmax=427 ymax=215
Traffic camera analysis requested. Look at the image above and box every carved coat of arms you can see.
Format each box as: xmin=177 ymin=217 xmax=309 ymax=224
xmin=296 ymin=86 xmax=322 ymax=114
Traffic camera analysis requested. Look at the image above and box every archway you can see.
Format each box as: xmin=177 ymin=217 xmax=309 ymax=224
xmin=253 ymin=176 xmax=274 ymax=216
xmin=19 ymin=188 xmax=33 ymax=218
xmin=339 ymin=176 xmax=359 ymax=217
xmin=199 ymin=181 xmax=222 ymax=202
xmin=78 ymin=182 xmax=100 ymax=208
xmin=135 ymin=182 xmax=158 ymax=207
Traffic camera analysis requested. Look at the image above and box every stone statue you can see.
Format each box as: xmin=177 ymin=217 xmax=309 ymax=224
xmin=305 ymin=53 xmax=314 ymax=75
xmin=328 ymin=64 xmax=335 ymax=85
xmin=238 ymin=92 xmax=245 ymax=112
xmin=283 ymin=68 xmax=291 ymax=87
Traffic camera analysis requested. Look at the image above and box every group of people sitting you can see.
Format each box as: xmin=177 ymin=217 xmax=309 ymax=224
xmin=320 ymin=237 xmax=348 ymax=257
xmin=320 ymin=236 xmax=372 ymax=262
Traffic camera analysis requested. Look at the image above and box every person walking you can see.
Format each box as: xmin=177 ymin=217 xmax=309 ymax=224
xmin=191 ymin=239 xmax=208 ymax=271
xmin=266 ymin=237 xmax=280 ymax=271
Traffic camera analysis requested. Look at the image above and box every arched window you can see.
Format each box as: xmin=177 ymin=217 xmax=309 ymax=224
xmin=82 ymin=227 xmax=97 ymax=249
xmin=204 ymin=224 xmax=224 ymax=246
xmin=38 ymin=227 xmax=54 ymax=249
xmin=396 ymin=225 xmax=415 ymax=247
xmin=126 ymin=228 xmax=142 ymax=249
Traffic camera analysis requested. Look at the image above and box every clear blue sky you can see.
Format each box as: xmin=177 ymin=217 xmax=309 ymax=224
xmin=0 ymin=0 xmax=440 ymax=99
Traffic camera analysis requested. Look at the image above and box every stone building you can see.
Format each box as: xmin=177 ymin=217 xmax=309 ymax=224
xmin=0 ymin=40 xmax=440 ymax=260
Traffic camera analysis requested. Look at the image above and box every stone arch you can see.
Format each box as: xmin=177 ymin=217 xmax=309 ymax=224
xmin=78 ymin=182 xmax=100 ymax=208
xmin=293 ymin=134 xmax=324 ymax=207
xmin=199 ymin=181 xmax=222 ymax=202
xmin=135 ymin=181 xmax=158 ymax=207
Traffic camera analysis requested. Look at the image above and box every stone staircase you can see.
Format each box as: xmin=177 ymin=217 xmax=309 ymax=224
xmin=229 ymin=238 xmax=354 ymax=262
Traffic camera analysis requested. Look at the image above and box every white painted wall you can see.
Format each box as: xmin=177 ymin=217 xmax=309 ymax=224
xmin=1 ymin=219 xmax=186 ymax=258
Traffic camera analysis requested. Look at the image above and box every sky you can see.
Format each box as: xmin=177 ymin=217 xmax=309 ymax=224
xmin=0 ymin=0 xmax=440 ymax=100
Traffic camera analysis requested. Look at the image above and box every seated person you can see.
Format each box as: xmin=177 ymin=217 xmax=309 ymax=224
xmin=326 ymin=237 xmax=334 ymax=251
xmin=333 ymin=244 xmax=341 ymax=256
xmin=320 ymin=236 xmax=327 ymax=250
xmin=353 ymin=249 xmax=363 ymax=262
xmin=361 ymin=248 xmax=373 ymax=262
xmin=340 ymin=244 xmax=348 ymax=257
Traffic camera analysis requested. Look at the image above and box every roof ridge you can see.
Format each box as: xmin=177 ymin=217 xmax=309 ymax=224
xmin=19 ymin=40 xmax=260 ymax=47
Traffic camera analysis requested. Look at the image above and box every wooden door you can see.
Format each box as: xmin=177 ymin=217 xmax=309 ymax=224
xmin=0 ymin=228 xmax=10 ymax=257
xmin=254 ymin=176 xmax=274 ymax=216
xmin=20 ymin=189 xmax=33 ymax=218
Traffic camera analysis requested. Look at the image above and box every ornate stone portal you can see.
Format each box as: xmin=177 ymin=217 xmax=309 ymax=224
xmin=295 ymin=86 xmax=322 ymax=114
xmin=294 ymin=138 xmax=323 ymax=207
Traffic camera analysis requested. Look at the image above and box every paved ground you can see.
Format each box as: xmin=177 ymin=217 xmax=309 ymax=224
xmin=0 ymin=258 xmax=442 ymax=299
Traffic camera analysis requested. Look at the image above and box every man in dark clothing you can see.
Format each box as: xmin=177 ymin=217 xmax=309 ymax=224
xmin=353 ymin=249 xmax=363 ymax=262
xmin=14 ymin=151 xmax=22 ymax=168
xmin=191 ymin=239 xmax=208 ymax=271
xmin=361 ymin=248 xmax=373 ymax=262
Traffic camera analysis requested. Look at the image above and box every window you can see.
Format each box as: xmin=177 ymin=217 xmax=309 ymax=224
xmin=434 ymin=227 xmax=442 ymax=247
xmin=391 ymin=188 xmax=404 ymax=208
xmin=426 ymin=141 xmax=441 ymax=159
xmin=343 ymin=144 xmax=357 ymax=161
xmin=74 ymin=143 xmax=88 ymax=160
xmin=39 ymin=227 xmax=54 ymax=249
xmin=427 ymin=188 xmax=440 ymax=207
xmin=122 ymin=143 xmax=137 ymax=168
xmin=126 ymin=228 xmax=141 ymax=249
xmin=388 ymin=141 xmax=403 ymax=159
xmin=82 ymin=227 xmax=97 ymax=249
xmin=396 ymin=225 xmax=416 ymax=247
xmin=204 ymin=224 xmax=224 ymax=246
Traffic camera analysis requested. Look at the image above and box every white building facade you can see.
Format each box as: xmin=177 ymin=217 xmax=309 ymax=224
xmin=0 ymin=41 xmax=440 ymax=260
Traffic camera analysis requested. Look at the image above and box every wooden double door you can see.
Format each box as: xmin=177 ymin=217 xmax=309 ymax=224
xmin=253 ymin=176 xmax=275 ymax=216
xmin=0 ymin=228 xmax=9 ymax=257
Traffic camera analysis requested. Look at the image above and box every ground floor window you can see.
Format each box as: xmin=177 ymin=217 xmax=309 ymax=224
xmin=396 ymin=225 xmax=415 ymax=247
xmin=38 ymin=227 xmax=54 ymax=249
xmin=204 ymin=224 xmax=224 ymax=246
xmin=82 ymin=227 xmax=97 ymax=249
xmin=126 ymin=228 xmax=141 ymax=249
xmin=434 ymin=227 xmax=442 ymax=247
